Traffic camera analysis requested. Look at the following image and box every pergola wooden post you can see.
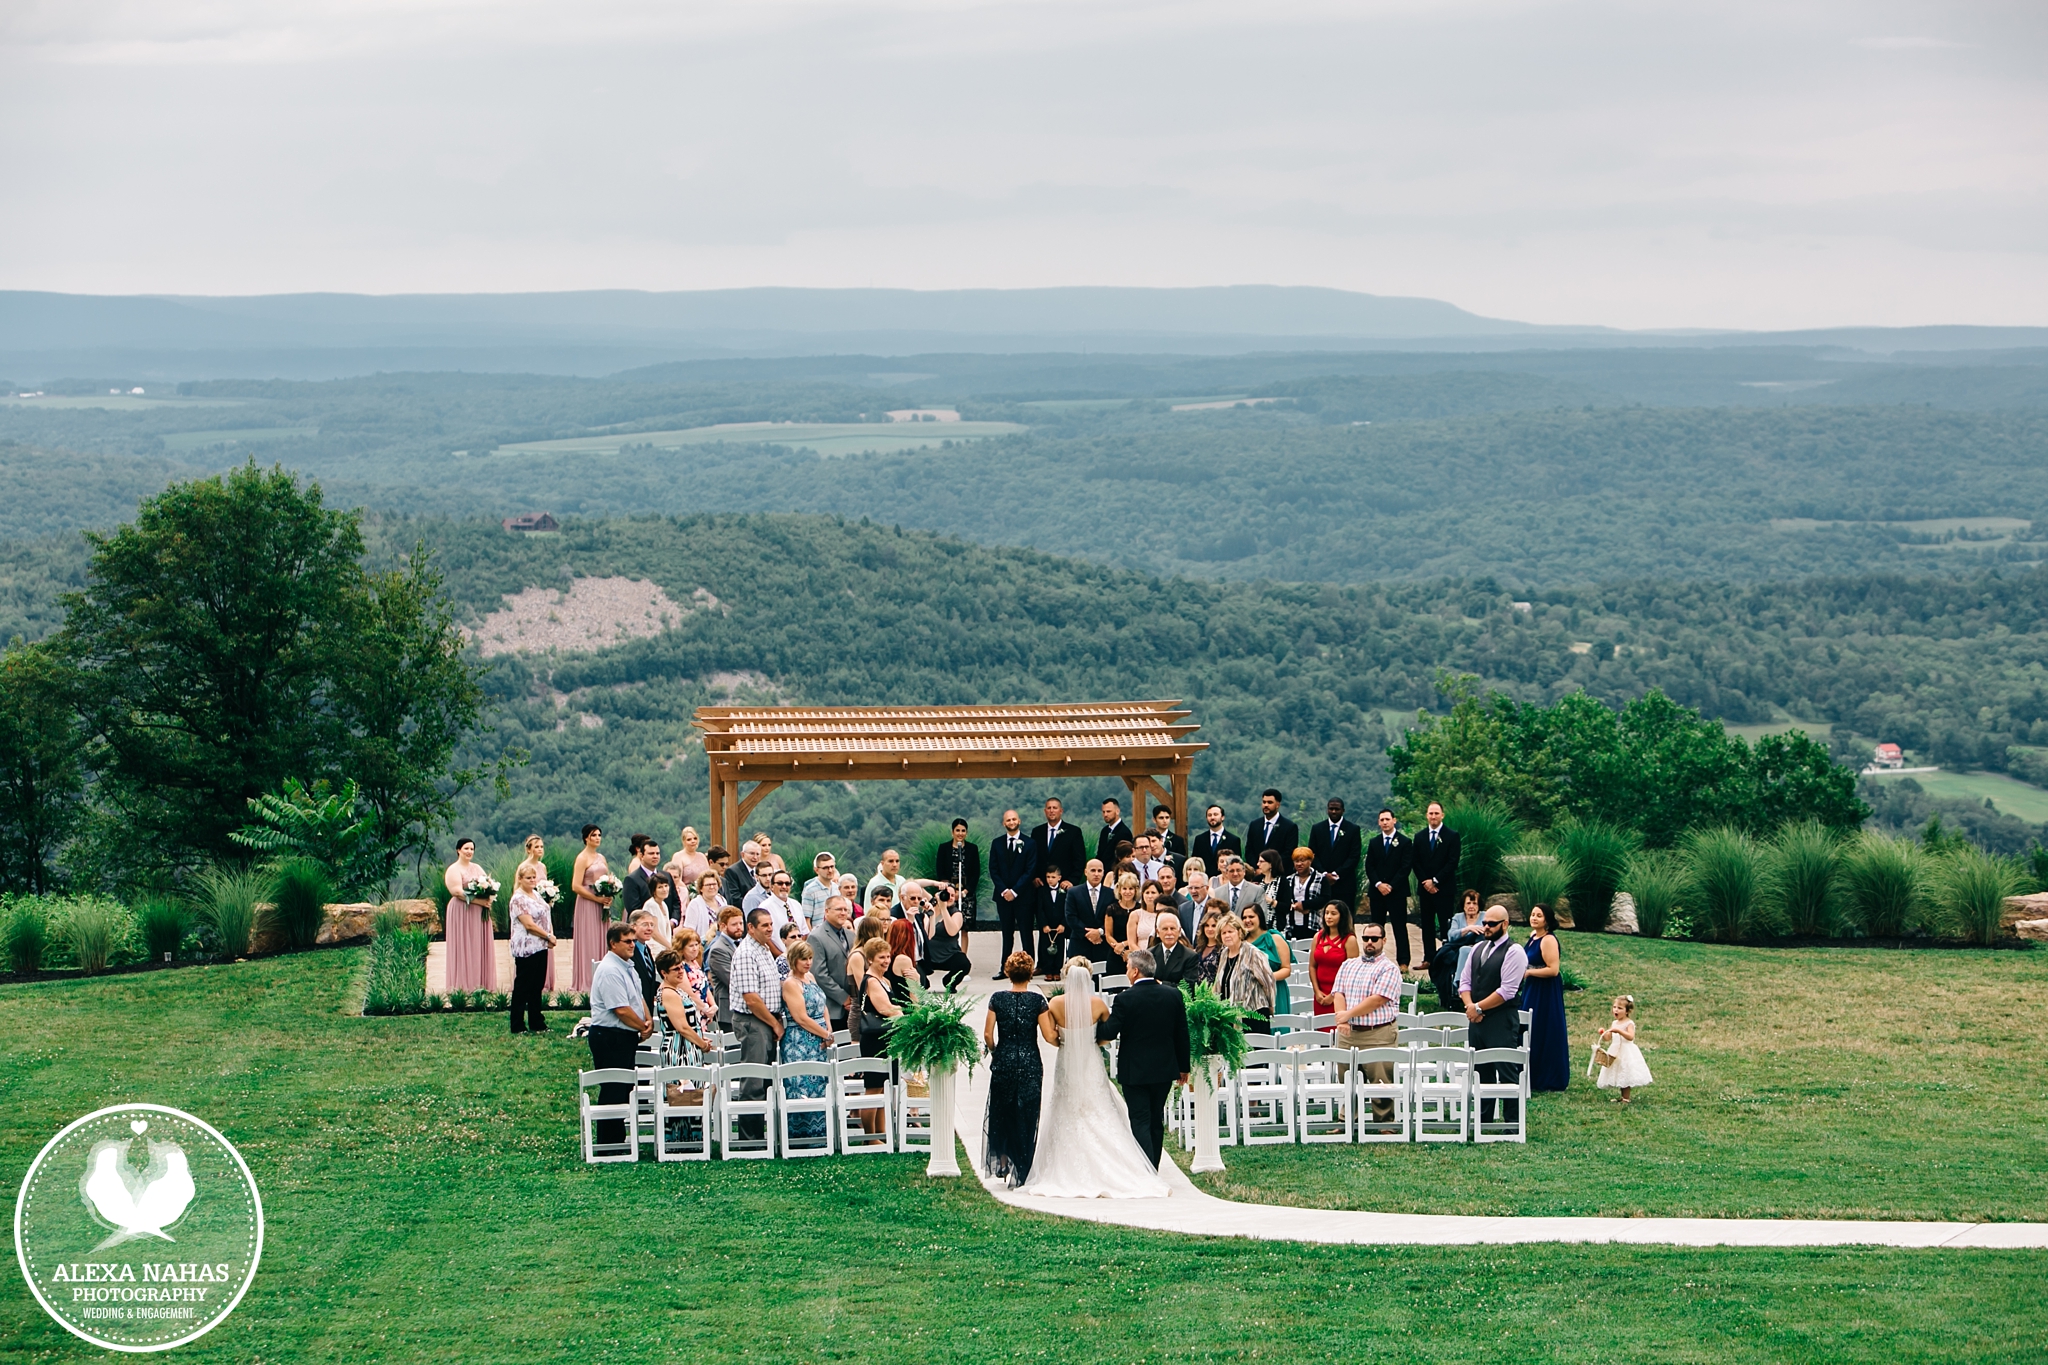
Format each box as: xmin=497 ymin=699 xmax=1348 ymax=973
xmin=695 ymin=701 xmax=1206 ymax=855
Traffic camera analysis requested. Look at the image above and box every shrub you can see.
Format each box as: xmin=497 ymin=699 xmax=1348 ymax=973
xmin=1443 ymin=799 xmax=1518 ymax=903
xmin=5 ymin=899 xmax=47 ymax=973
xmin=64 ymin=898 xmax=123 ymax=975
xmin=1622 ymin=850 xmax=1686 ymax=939
xmin=1683 ymin=826 xmax=1775 ymax=943
xmin=137 ymin=896 xmax=189 ymax=961
xmin=1934 ymin=847 xmax=2025 ymax=945
xmin=1840 ymin=831 xmax=1927 ymax=939
xmin=488 ymin=853 xmax=524 ymax=933
xmin=190 ymin=865 xmax=266 ymax=959
xmin=542 ymin=847 xmax=578 ymax=901
xmin=1769 ymin=821 xmax=1844 ymax=938
xmin=266 ymin=856 xmax=333 ymax=952
xmin=1506 ymin=839 xmax=1571 ymax=924
xmin=363 ymin=914 xmax=428 ymax=1016
xmin=1555 ymin=818 xmax=1640 ymax=932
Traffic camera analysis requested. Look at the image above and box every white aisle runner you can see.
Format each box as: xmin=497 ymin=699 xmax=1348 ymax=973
xmin=951 ymin=989 xmax=2048 ymax=1249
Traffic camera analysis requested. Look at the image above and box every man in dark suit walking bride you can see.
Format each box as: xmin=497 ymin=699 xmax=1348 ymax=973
xmin=1095 ymin=948 xmax=1191 ymax=1168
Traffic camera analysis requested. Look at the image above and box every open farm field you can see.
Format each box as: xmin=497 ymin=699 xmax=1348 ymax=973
xmin=0 ymin=394 xmax=246 ymax=409
xmin=159 ymin=425 xmax=318 ymax=451
xmin=1867 ymin=768 xmax=2048 ymax=824
xmin=2 ymin=946 xmax=2044 ymax=1364
xmin=494 ymin=419 xmax=1026 ymax=458
xmin=1185 ymin=934 xmax=2048 ymax=1220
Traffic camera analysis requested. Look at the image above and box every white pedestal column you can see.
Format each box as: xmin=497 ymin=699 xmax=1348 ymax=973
xmin=925 ymin=1064 xmax=961 ymax=1177
xmin=1191 ymin=1060 xmax=1226 ymax=1174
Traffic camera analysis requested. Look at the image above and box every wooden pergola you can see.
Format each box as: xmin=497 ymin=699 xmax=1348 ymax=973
xmin=694 ymin=701 xmax=1206 ymax=853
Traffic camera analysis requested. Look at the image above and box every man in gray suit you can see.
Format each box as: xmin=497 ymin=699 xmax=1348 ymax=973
xmin=704 ymin=905 xmax=745 ymax=1031
xmin=808 ymin=895 xmax=858 ymax=1037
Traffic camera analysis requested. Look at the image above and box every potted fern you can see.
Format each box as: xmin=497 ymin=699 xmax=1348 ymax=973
xmin=885 ymin=986 xmax=982 ymax=1177
xmin=1182 ymin=983 xmax=1248 ymax=1174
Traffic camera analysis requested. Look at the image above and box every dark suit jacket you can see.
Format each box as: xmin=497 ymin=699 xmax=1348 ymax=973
xmin=1096 ymin=819 xmax=1134 ymax=867
xmin=1364 ymin=832 xmax=1413 ymax=908
xmin=1244 ymin=814 xmax=1301 ymax=874
xmin=1157 ymin=830 xmax=1189 ymax=862
xmin=1031 ymin=821 xmax=1088 ymax=886
xmin=720 ymin=864 xmax=756 ymax=908
xmin=933 ymin=840 xmax=982 ymax=912
xmin=631 ymin=941 xmax=660 ymax=1013
xmin=1153 ymin=940 xmax=1198 ymax=986
xmin=1064 ymin=882 xmax=1113 ymax=961
xmin=1096 ymin=979 xmax=1191 ymax=1084
xmin=988 ymin=832 xmax=1039 ymax=909
xmin=1309 ymin=819 xmax=1363 ymax=888
xmin=705 ymin=931 xmax=739 ymax=1025
xmin=1191 ymin=828 xmax=1242 ymax=875
xmin=1411 ymin=825 xmax=1461 ymax=904
xmin=620 ymin=864 xmax=655 ymax=920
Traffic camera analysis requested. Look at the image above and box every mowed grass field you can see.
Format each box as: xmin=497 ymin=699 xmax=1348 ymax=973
xmin=1865 ymin=768 xmax=2048 ymax=824
xmin=1182 ymin=934 xmax=2048 ymax=1220
xmin=2 ymin=940 xmax=2044 ymax=1363
xmin=494 ymin=420 xmax=1026 ymax=459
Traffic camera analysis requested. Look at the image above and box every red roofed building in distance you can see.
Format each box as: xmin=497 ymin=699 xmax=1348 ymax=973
xmin=1871 ymin=743 xmax=1905 ymax=769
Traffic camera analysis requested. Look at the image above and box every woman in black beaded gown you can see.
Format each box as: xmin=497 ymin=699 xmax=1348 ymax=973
xmin=982 ymin=950 xmax=1055 ymax=1187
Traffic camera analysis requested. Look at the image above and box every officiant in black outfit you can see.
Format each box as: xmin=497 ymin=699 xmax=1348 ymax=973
xmin=1094 ymin=947 xmax=1191 ymax=1168
xmin=933 ymin=818 xmax=981 ymax=920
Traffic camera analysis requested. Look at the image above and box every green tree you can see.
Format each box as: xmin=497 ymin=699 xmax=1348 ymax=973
xmin=1747 ymin=730 xmax=1867 ymax=833
xmin=61 ymin=463 xmax=490 ymax=875
xmin=0 ymin=642 xmax=88 ymax=892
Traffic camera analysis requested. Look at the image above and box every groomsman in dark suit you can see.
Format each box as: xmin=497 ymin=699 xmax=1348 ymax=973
xmin=1150 ymin=806 xmax=1188 ymax=865
xmin=1364 ymin=808 xmax=1415 ymax=967
xmin=1192 ymin=804 xmax=1241 ymax=876
xmin=620 ymin=835 xmax=662 ymax=920
xmin=1096 ymin=797 xmax=1135 ymax=868
xmin=1308 ymin=798 xmax=1362 ymax=910
xmin=987 ymin=808 xmax=1039 ymax=975
xmin=1064 ymin=860 xmax=1114 ymax=966
xmin=1031 ymin=797 xmax=1088 ymax=888
xmin=1411 ymin=801 xmax=1461 ymax=958
xmin=1243 ymin=789 xmax=1299 ymax=877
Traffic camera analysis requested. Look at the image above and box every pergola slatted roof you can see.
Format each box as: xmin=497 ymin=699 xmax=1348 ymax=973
xmin=694 ymin=701 xmax=1205 ymax=852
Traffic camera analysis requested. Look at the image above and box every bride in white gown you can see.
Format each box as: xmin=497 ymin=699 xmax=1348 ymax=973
xmin=1021 ymin=959 xmax=1171 ymax=1199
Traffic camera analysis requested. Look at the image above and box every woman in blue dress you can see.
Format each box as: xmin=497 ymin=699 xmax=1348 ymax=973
xmin=982 ymin=951 xmax=1054 ymax=1187
xmin=1520 ymin=904 xmax=1571 ymax=1093
xmin=778 ymin=941 xmax=835 ymax=1138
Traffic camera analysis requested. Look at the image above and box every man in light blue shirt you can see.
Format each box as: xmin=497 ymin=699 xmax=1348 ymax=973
xmin=587 ymin=923 xmax=650 ymax=1144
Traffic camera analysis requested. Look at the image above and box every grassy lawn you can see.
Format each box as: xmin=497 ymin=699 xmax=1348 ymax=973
xmin=1184 ymin=934 xmax=2048 ymax=1221
xmin=2 ymin=948 xmax=2044 ymax=1363
xmin=1865 ymin=768 xmax=2048 ymax=824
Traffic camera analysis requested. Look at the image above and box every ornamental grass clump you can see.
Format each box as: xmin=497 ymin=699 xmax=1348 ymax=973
xmin=1683 ymin=826 xmax=1776 ymax=943
xmin=885 ymin=986 xmax=982 ymax=1076
xmin=137 ymin=896 xmax=189 ymax=960
xmin=363 ymin=910 xmax=428 ymax=1016
xmin=5 ymin=899 xmax=48 ymax=973
xmin=1507 ymin=837 xmax=1571 ymax=924
xmin=1182 ymin=982 xmax=1249 ymax=1075
xmin=1840 ymin=831 xmax=1927 ymax=939
xmin=191 ymin=865 xmax=265 ymax=959
xmin=1442 ymin=799 xmax=1518 ymax=903
xmin=267 ymin=856 xmax=333 ymax=952
xmin=1769 ymin=821 xmax=1845 ymax=939
xmin=1934 ymin=846 xmax=2025 ymax=945
xmin=63 ymin=898 xmax=123 ymax=975
xmin=1555 ymin=818 xmax=1640 ymax=932
xmin=1622 ymin=850 xmax=1686 ymax=939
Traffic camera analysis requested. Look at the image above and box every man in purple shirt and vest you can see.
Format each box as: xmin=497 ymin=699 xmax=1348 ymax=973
xmin=1459 ymin=905 xmax=1526 ymax=1124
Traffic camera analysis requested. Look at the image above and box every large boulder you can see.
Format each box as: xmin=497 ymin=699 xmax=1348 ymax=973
xmin=2015 ymin=919 xmax=2048 ymax=943
xmin=2002 ymin=892 xmax=2048 ymax=937
xmin=318 ymin=898 xmax=439 ymax=944
xmin=1607 ymin=892 xmax=1640 ymax=935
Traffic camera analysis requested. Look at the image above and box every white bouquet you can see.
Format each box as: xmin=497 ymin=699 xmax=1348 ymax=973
xmin=591 ymin=873 xmax=624 ymax=900
xmin=463 ymin=871 xmax=501 ymax=904
xmin=534 ymin=877 xmax=562 ymax=909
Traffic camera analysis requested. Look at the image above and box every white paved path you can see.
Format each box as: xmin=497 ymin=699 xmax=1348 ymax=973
xmin=951 ymin=985 xmax=2048 ymax=1250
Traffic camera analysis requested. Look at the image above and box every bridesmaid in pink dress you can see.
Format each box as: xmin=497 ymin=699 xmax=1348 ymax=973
xmin=443 ymin=839 xmax=498 ymax=992
xmin=570 ymin=825 xmax=614 ymax=994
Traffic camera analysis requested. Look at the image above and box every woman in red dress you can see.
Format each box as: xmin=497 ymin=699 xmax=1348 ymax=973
xmin=1309 ymin=900 xmax=1360 ymax=1019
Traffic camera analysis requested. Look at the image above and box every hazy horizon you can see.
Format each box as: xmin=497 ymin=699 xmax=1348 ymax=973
xmin=3 ymin=1 xmax=2043 ymax=332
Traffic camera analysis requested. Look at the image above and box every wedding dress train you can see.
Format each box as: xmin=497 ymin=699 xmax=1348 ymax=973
xmin=1020 ymin=961 xmax=1171 ymax=1199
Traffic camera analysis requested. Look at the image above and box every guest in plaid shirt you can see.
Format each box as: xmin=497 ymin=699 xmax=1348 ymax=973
xmin=1331 ymin=924 xmax=1405 ymax=1120
xmin=728 ymin=908 xmax=785 ymax=1141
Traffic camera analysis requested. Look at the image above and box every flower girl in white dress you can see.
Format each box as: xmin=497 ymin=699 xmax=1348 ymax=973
xmin=1596 ymin=995 xmax=1653 ymax=1102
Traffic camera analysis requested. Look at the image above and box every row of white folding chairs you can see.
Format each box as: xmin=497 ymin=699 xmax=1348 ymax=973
xmin=578 ymin=1059 xmax=934 ymax=1163
xmin=1177 ymin=1044 xmax=1530 ymax=1145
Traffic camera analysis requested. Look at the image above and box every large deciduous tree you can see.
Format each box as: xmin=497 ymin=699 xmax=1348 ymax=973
xmin=0 ymin=642 xmax=88 ymax=892
xmin=61 ymin=463 xmax=491 ymax=878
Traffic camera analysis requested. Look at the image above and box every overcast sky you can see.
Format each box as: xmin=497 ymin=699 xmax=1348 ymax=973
xmin=1 ymin=0 xmax=2041 ymax=329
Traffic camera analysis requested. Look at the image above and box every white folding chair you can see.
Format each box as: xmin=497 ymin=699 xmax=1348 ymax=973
xmin=1397 ymin=1026 xmax=1446 ymax=1049
xmin=832 ymin=1029 xmax=852 ymax=1046
xmin=1399 ymin=981 xmax=1420 ymax=1015
xmin=1471 ymin=1047 xmax=1529 ymax=1144
xmin=776 ymin=1061 xmax=837 ymax=1157
xmin=1295 ymin=1047 xmax=1354 ymax=1142
xmin=578 ymin=1068 xmax=641 ymax=1164
xmin=653 ymin=1065 xmax=714 ymax=1161
xmin=897 ymin=1073 xmax=933 ymax=1154
xmin=1237 ymin=1049 xmax=1296 ymax=1145
xmin=835 ymin=1059 xmax=895 ymax=1154
xmin=1097 ymin=974 xmax=1130 ymax=993
xmin=832 ymin=1041 xmax=864 ymax=1061
xmin=1416 ymin=1011 xmax=1469 ymax=1029
xmin=1270 ymin=1013 xmax=1316 ymax=1035
xmin=716 ymin=1063 xmax=778 ymax=1159
xmin=1349 ymin=1046 xmax=1412 ymax=1142
xmin=1412 ymin=1045 xmax=1472 ymax=1143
